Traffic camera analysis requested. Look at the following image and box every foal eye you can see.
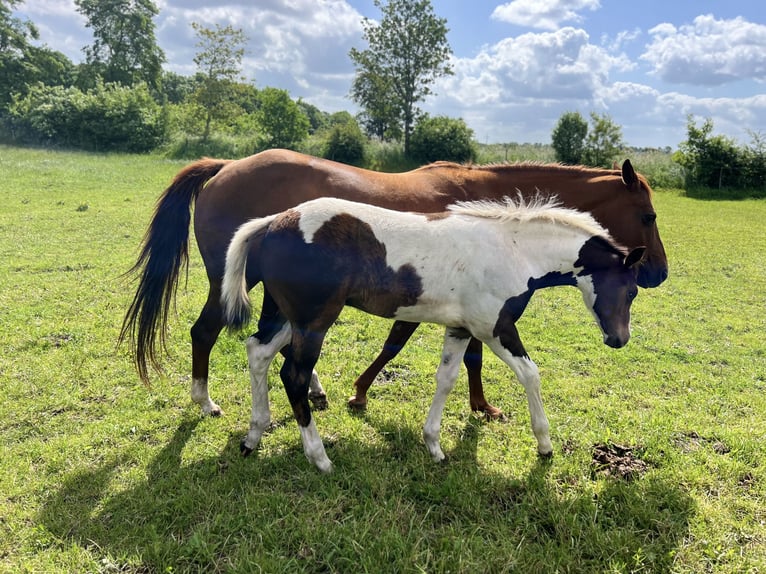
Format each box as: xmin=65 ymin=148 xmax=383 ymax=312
xmin=627 ymin=289 xmax=638 ymax=302
xmin=642 ymin=213 xmax=657 ymax=226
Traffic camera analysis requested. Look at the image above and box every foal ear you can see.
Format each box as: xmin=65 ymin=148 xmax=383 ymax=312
xmin=624 ymin=246 xmax=646 ymax=269
xmin=621 ymin=159 xmax=638 ymax=188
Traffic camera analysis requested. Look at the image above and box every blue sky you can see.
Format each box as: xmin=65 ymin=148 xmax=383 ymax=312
xmin=13 ymin=0 xmax=766 ymax=149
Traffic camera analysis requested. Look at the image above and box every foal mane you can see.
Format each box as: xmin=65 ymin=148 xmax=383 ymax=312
xmin=448 ymin=196 xmax=610 ymax=240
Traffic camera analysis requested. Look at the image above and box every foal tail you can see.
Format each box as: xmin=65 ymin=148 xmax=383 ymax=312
xmin=221 ymin=215 xmax=280 ymax=331
xmin=119 ymin=157 xmax=233 ymax=383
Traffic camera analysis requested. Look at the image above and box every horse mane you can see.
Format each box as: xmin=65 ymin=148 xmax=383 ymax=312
xmin=448 ymin=195 xmax=611 ymax=240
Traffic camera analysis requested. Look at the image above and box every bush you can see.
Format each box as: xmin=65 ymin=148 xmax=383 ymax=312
xmin=408 ymin=115 xmax=476 ymax=164
xmin=9 ymin=82 xmax=168 ymax=152
xmin=322 ymin=120 xmax=366 ymax=165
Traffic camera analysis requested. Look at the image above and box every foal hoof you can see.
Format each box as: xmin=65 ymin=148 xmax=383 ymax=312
xmin=537 ymin=449 xmax=554 ymax=460
xmin=240 ymin=440 xmax=254 ymax=457
xmin=309 ymin=392 xmax=329 ymax=411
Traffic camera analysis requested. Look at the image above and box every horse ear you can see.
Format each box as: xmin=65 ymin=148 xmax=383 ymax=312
xmin=624 ymin=246 xmax=646 ymax=269
xmin=621 ymin=159 xmax=638 ymax=188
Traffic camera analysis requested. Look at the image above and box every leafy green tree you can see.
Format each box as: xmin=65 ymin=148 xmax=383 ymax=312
xmin=75 ymin=0 xmax=165 ymax=92
xmin=0 ymin=1 xmax=74 ymax=108
xmin=349 ymin=0 xmax=453 ymax=155
xmin=191 ymin=22 xmax=248 ymax=141
xmin=297 ymin=100 xmax=329 ymax=134
xmin=256 ymin=87 xmax=309 ymax=149
xmin=582 ymin=112 xmax=623 ymax=168
xmin=409 ymin=115 xmax=476 ymax=164
xmin=551 ymin=111 xmax=587 ymax=164
xmin=322 ymin=116 xmax=366 ymax=165
xmin=674 ymin=116 xmax=741 ymax=189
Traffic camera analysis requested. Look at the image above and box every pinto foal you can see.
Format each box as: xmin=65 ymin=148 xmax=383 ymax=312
xmin=221 ymin=197 xmax=645 ymax=473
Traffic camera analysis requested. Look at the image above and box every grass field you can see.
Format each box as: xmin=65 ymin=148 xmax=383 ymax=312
xmin=1 ymin=145 xmax=764 ymax=573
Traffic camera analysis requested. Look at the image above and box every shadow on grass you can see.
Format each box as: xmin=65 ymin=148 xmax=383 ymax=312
xmin=40 ymin=415 xmax=694 ymax=572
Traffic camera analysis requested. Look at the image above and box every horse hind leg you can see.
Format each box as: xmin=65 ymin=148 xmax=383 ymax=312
xmin=281 ymin=325 xmax=334 ymax=473
xmin=240 ymin=319 xmax=293 ymax=456
xmin=190 ymin=286 xmax=226 ymax=416
xmin=261 ymin=288 xmax=328 ymax=410
xmin=423 ymin=328 xmax=472 ymax=462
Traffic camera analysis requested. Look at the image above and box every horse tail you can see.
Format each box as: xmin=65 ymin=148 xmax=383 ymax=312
xmin=120 ymin=157 xmax=233 ymax=383
xmin=221 ymin=215 xmax=280 ymax=331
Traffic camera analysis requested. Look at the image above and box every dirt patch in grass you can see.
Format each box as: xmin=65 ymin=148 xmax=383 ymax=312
xmin=591 ymin=443 xmax=649 ymax=481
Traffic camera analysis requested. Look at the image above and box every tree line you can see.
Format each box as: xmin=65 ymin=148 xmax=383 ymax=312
xmin=1 ymin=0 xmax=763 ymax=192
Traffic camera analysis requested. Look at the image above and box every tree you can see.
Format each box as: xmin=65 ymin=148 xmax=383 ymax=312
xmin=551 ymin=111 xmax=587 ymax=164
xmin=256 ymin=87 xmax=309 ymax=150
xmin=675 ymin=116 xmax=741 ymax=189
xmin=409 ymin=115 xmax=476 ymax=164
xmin=322 ymin=115 xmax=366 ymax=165
xmin=75 ymin=0 xmax=165 ymax=92
xmin=582 ymin=112 xmax=623 ymax=168
xmin=349 ymin=0 xmax=453 ymax=156
xmin=0 ymin=1 xmax=74 ymax=108
xmin=191 ymin=22 xmax=248 ymax=141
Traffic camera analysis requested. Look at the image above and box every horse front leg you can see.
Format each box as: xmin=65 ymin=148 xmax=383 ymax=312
xmin=463 ymin=337 xmax=505 ymax=421
xmin=423 ymin=328 xmax=472 ymax=462
xmin=348 ymin=320 xmax=420 ymax=410
xmin=240 ymin=318 xmax=292 ymax=456
xmin=281 ymin=326 xmax=333 ymax=473
xmin=484 ymin=328 xmax=552 ymax=457
xmin=190 ymin=285 xmax=225 ymax=416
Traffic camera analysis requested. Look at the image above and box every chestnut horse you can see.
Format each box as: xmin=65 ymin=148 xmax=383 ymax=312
xmin=121 ymin=149 xmax=667 ymax=418
xmin=220 ymin=196 xmax=645 ymax=472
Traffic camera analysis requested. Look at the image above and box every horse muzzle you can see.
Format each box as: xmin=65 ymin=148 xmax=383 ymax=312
xmin=604 ymin=333 xmax=629 ymax=349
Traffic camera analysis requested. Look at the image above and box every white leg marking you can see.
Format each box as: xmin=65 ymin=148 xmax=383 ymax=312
xmin=299 ymin=419 xmax=333 ymax=473
xmin=191 ymin=378 xmax=223 ymax=416
xmin=241 ymin=323 xmax=292 ymax=452
xmin=423 ymin=331 xmax=471 ymax=462
xmin=308 ymin=370 xmax=325 ymax=398
xmin=487 ymin=341 xmax=552 ymax=456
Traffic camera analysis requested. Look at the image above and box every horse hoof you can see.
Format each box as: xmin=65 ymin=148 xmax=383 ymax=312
xmin=309 ymin=393 xmax=329 ymax=411
xmin=240 ymin=441 xmax=254 ymax=457
xmin=538 ymin=449 xmax=554 ymax=459
xmin=347 ymin=395 xmax=367 ymax=411
xmin=471 ymin=404 xmax=507 ymax=422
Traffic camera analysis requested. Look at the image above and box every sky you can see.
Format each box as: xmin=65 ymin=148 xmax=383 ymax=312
xmin=12 ymin=0 xmax=766 ymax=149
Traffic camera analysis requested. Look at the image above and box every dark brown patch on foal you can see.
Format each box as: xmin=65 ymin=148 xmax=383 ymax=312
xmin=313 ymin=213 xmax=424 ymax=317
xmin=261 ymin=211 xmax=424 ymax=322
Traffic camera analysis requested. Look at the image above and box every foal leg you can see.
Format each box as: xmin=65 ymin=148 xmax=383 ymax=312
xmin=463 ymin=337 xmax=505 ymax=421
xmin=240 ymin=317 xmax=292 ymax=456
xmin=423 ymin=328 xmax=472 ymax=462
xmin=261 ymin=290 xmax=328 ymax=409
xmin=485 ymin=333 xmax=553 ymax=457
xmin=190 ymin=284 xmax=225 ymax=416
xmin=281 ymin=325 xmax=334 ymax=473
xmin=348 ymin=320 xmax=420 ymax=410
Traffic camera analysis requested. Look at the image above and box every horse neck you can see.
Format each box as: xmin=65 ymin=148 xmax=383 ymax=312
xmin=498 ymin=220 xmax=592 ymax=282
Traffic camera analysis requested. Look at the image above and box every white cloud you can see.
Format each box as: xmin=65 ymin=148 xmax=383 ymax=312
xmin=438 ymin=27 xmax=631 ymax=104
xmin=642 ymin=15 xmax=766 ymax=85
xmin=491 ymin=0 xmax=600 ymax=31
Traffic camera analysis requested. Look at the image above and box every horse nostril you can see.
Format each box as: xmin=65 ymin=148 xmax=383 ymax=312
xmin=604 ymin=334 xmax=628 ymax=349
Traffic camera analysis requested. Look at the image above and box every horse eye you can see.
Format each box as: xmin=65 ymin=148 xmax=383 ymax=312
xmin=642 ymin=213 xmax=657 ymax=226
xmin=627 ymin=289 xmax=638 ymax=302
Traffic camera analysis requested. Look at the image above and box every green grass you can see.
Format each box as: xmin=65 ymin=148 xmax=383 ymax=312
xmin=1 ymin=145 xmax=764 ymax=573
